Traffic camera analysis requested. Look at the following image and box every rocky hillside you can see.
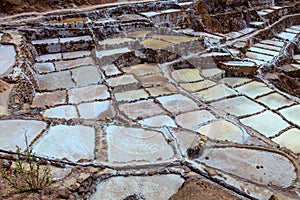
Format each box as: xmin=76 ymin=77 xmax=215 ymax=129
xmin=202 ymin=0 xmax=278 ymax=14
xmin=0 ymin=0 xmax=116 ymax=16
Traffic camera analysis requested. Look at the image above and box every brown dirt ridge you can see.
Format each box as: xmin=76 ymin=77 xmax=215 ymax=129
xmin=0 ymin=0 xmax=117 ymax=16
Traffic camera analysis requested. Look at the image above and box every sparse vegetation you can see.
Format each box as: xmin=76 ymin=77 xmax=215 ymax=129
xmin=0 ymin=136 xmax=52 ymax=192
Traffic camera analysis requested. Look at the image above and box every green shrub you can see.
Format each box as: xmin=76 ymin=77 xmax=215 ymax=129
xmin=0 ymin=144 xmax=52 ymax=192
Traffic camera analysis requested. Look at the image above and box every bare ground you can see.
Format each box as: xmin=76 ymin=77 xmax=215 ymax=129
xmin=0 ymin=0 xmax=117 ymax=16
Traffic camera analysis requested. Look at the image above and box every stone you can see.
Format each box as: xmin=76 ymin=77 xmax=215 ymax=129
xmin=0 ymin=80 xmax=12 ymax=114
xmin=201 ymin=68 xmax=225 ymax=79
xmin=280 ymin=64 xmax=300 ymax=74
xmin=34 ymin=62 xmax=55 ymax=73
xmin=210 ymin=96 xmax=265 ymax=117
xmin=218 ymin=61 xmax=258 ymax=77
xmin=249 ymin=21 xmax=266 ymax=28
xmin=233 ymin=41 xmax=246 ymax=49
xmin=256 ymin=93 xmax=294 ymax=110
xmin=254 ymin=43 xmax=281 ymax=52
xmin=248 ymin=47 xmax=279 ymax=56
xmin=272 ymin=128 xmax=300 ymax=153
xmin=246 ymin=58 xmax=266 ymax=66
xmin=172 ymin=130 xmax=200 ymax=156
xmin=219 ymin=77 xmax=252 ymax=88
xmin=116 ymin=13 xmax=146 ymax=21
xmin=96 ymin=47 xmax=131 ymax=59
xmin=0 ymin=45 xmax=16 ymax=76
xmin=241 ymin=110 xmax=289 ymax=137
xmin=62 ymin=50 xmax=91 ymax=59
xmin=245 ymin=52 xmax=274 ymax=62
xmin=178 ymin=2 xmax=194 ymax=7
xmin=238 ymin=27 xmax=256 ymax=35
xmin=55 ymin=57 xmax=94 ymax=71
xmin=99 ymin=37 xmax=134 ymax=46
xmin=145 ymin=84 xmax=178 ymax=97
xmin=49 ymin=166 xmax=73 ymax=180
xmin=71 ymin=65 xmax=102 ymax=87
xmin=157 ymin=94 xmax=198 ymax=114
xmin=101 ymin=64 xmax=121 ymax=76
xmin=171 ymin=69 xmax=204 ymax=83
xmin=276 ymin=32 xmax=297 ymax=41
xmin=60 ymin=35 xmax=92 ymax=43
xmin=95 ymin=18 xmax=118 ymax=24
xmin=290 ymin=63 xmax=300 ymax=69
xmin=260 ymin=39 xmax=284 ymax=47
xmin=42 ymin=105 xmax=78 ymax=119
xmin=236 ymin=81 xmax=273 ymax=99
xmin=37 ymin=70 xmax=75 ymax=90
xmin=140 ymin=11 xmax=160 ymax=17
xmin=78 ymin=101 xmax=115 ymax=119
xmin=114 ymin=89 xmax=149 ymax=102
xmin=96 ymin=47 xmax=131 ymax=66
xmin=0 ymin=80 xmax=11 ymax=93
xmin=196 ymin=32 xmax=226 ymax=44
xmin=106 ymin=126 xmax=174 ymax=163
xmin=193 ymin=84 xmax=237 ymax=102
xmin=138 ymin=115 xmax=177 ymax=128
xmin=175 ymin=110 xmax=216 ymax=130
xmin=107 ymin=74 xmax=138 ymax=87
xmin=0 ymin=105 xmax=7 ymax=115
xmin=119 ymin=100 xmax=166 ymax=120
xmin=33 ymin=90 xmax=67 ymax=107
xmin=0 ymin=159 xmax=11 ymax=170
xmin=157 ymin=8 xmax=182 ymax=14
xmin=196 ymin=120 xmax=245 ymax=143
xmin=128 ymin=30 xmax=152 ymax=38
xmin=33 ymin=125 xmax=95 ymax=162
xmin=68 ymin=85 xmax=110 ymax=104
xmin=279 ymin=105 xmax=300 ymax=126
xmin=32 ymin=38 xmax=59 ymax=45
xmin=199 ymin=52 xmax=231 ymax=60
xmin=90 ymin=175 xmax=184 ymax=200
xmin=122 ymin=63 xmax=160 ymax=76
xmin=227 ymin=48 xmax=241 ymax=57
xmin=36 ymin=53 xmax=62 ymax=62
xmin=294 ymin=54 xmax=300 ymax=61
xmin=226 ymin=31 xmax=243 ymax=39
xmin=258 ymin=9 xmax=274 ymax=15
xmin=284 ymin=28 xmax=300 ymax=34
xmin=116 ymin=14 xmax=147 ymax=22
xmin=0 ymin=120 xmax=47 ymax=151
xmin=141 ymin=38 xmax=172 ymax=50
xmin=198 ymin=147 xmax=297 ymax=188
xmin=180 ymin=80 xmax=217 ymax=92
xmin=290 ymin=25 xmax=300 ymax=31
xmin=137 ymin=74 xmax=167 ymax=87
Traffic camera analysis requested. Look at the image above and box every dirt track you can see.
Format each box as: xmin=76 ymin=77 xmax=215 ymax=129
xmin=0 ymin=0 xmax=117 ymax=16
